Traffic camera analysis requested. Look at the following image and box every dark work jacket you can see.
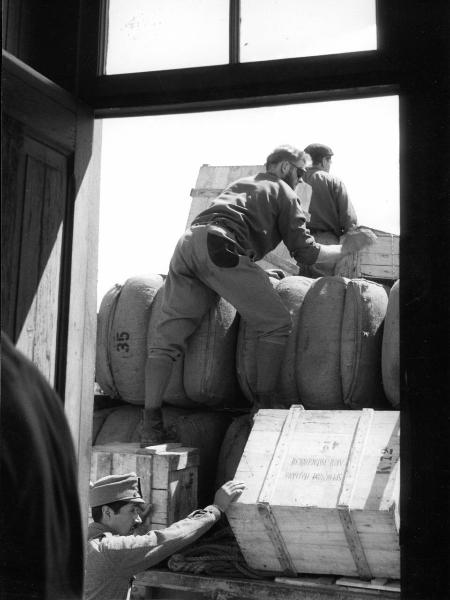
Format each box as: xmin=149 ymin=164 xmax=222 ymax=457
xmin=303 ymin=167 xmax=358 ymax=237
xmin=192 ymin=172 xmax=320 ymax=266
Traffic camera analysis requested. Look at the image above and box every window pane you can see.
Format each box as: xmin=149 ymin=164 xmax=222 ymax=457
xmin=240 ymin=0 xmax=377 ymax=62
xmin=106 ymin=0 xmax=229 ymax=74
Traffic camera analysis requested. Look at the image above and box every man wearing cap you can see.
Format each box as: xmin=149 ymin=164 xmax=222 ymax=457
xmin=300 ymin=143 xmax=358 ymax=277
xmin=142 ymin=144 xmax=376 ymax=444
xmin=86 ymin=473 xmax=245 ymax=600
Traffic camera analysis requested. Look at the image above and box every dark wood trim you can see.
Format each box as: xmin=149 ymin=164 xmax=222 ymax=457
xmin=85 ymin=52 xmax=398 ymax=117
xmin=94 ymin=84 xmax=399 ymax=119
xmin=2 ymin=51 xmax=79 ymax=112
xmin=54 ymin=154 xmax=76 ymax=400
xmin=229 ymin=0 xmax=240 ymax=65
xmin=97 ymin=0 xmax=110 ymax=76
xmin=77 ymin=0 xmax=400 ymax=116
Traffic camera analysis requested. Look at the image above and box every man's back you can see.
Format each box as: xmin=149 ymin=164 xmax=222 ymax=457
xmin=303 ymin=167 xmax=357 ymax=237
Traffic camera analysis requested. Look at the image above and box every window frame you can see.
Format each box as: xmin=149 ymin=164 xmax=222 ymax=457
xmin=78 ymin=0 xmax=399 ymax=117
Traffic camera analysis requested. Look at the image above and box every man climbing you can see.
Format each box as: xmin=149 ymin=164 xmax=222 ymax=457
xmin=142 ymin=145 xmax=375 ymax=445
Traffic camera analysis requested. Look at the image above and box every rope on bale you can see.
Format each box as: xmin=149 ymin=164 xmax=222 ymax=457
xmin=167 ymin=527 xmax=278 ymax=579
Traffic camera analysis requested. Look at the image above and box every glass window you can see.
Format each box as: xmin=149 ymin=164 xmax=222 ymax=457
xmin=105 ymin=0 xmax=229 ymax=74
xmin=240 ymin=0 xmax=377 ymax=63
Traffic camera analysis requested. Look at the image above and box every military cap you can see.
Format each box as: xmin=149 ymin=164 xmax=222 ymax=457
xmin=90 ymin=472 xmax=146 ymax=507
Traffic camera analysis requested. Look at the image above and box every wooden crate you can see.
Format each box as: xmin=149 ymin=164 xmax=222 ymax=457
xmin=336 ymin=229 xmax=399 ymax=281
xmin=91 ymin=443 xmax=199 ymax=529
xmin=227 ymin=407 xmax=400 ymax=579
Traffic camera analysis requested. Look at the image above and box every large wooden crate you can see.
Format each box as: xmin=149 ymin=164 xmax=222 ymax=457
xmin=227 ymin=407 xmax=400 ymax=579
xmin=91 ymin=443 xmax=199 ymax=529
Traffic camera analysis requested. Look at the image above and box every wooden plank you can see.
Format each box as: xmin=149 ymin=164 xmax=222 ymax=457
xmin=258 ymin=405 xmax=305 ymax=504
xmin=167 ymin=467 xmax=198 ymax=523
xmin=90 ymin=451 xmax=113 ymax=482
xmin=359 ymin=265 xmax=399 ymax=279
xmin=337 ymin=410 xmax=375 ymax=580
xmin=112 ymin=451 xmax=138 ymax=475
xmin=142 ymin=443 xmax=183 ymax=455
xmin=257 ymin=406 xmax=303 ymax=575
xmin=338 ymin=409 xmax=374 ymax=508
xmin=337 ymin=509 xmax=372 ymax=580
xmin=64 ymin=115 xmax=102 ymax=535
xmin=336 ymin=578 xmax=400 ymax=593
xmin=276 ymin=577 xmax=337 ymax=588
xmin=257 ymin=502 xmax=297 ymax=576
xmin=133 ymin=570 xmax=400 ymax=600
xmin=136 ymin=454 xmax=153 ymax=507
xmin=14 ymin=152 xmax=45 ymax=358
xmin=34 ymin=161 xmax=65 ymax=383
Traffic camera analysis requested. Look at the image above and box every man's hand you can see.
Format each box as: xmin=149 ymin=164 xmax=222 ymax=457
xmin=265 ymin=269 xmax=286 ymax=280
xmin=213 ymin=480 xmax=246 ymax=512
xmin=341 ymin=227 xmax=377 ymax=255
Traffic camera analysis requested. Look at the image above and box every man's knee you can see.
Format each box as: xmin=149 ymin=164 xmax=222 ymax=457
xmin=256 ymin=311 xmax=292 ymax=344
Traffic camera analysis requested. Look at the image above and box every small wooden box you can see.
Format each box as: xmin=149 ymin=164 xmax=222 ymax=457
xmin=227 ymin=407 xmax=400 ymax=579
xmin=336 ymin=229 xmax=399 ymax=281
xmin=91 ymin=443 xmax=199 ymax=529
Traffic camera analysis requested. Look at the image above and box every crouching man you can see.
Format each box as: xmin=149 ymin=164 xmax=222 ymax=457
xmin=85 ymin=473 xmax=245 ymax=600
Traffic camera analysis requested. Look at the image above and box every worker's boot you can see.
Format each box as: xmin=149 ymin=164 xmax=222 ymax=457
xmin=253 ymin=339 xmax=287 ymax=411
xmin=140 ymin=355 xmax=175 ymax=447
xmin=141 ymin=407 xmax=166 ymax=447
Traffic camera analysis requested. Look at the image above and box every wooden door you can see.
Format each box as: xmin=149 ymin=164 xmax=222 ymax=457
xmin=2 ymin=125 xmax=68 ymax=384
xmin=1 ymin=50 xmax=101 ymax=526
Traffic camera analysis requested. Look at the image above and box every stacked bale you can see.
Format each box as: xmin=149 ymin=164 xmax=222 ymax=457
xmin=236 ymin=275 xmax=390 ymax=409
xmin=96 ymin=274 xmax=242 ymax=409
xmin=341 ymin=278 xmax=389 ymax=408
xmin=297 ymin=276 xmax=389 ymax=409
xmin=95 ymin=283 xmax=122 ymax=398
xmin=215 ymin=414 xmax=253 ymax=490
xmin=297 ymin=277 xmax=347 ymax=408
xmin=146 ymin=282 xmax=242 ymax=409
xmin=96 ymin=275 xmax=164 ymax=404
xmin=382 ymin=280 xmax=400 ymax=407
xmin=236 ymin=275 xmax=313 ymax=407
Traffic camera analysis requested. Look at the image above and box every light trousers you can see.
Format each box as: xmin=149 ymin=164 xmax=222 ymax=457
xmin=148 ymin=224 xmax=292 ymax=361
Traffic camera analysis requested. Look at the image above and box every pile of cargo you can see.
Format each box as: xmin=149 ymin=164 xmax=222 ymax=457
xmin=95 ymin=274 xmax=399 ymax=411
xmin=92 ymin=274 xmax=399 ymax=508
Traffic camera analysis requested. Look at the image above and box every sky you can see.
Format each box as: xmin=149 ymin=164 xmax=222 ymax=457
xmin=97 ymin=95 xmax=399 ymax=307
xmin=106 ymin=0 xmax=376 ymax=73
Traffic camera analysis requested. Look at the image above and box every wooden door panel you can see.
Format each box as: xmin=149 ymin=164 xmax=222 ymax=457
xmin=14 ymin=138 xmax=67 ymax=384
